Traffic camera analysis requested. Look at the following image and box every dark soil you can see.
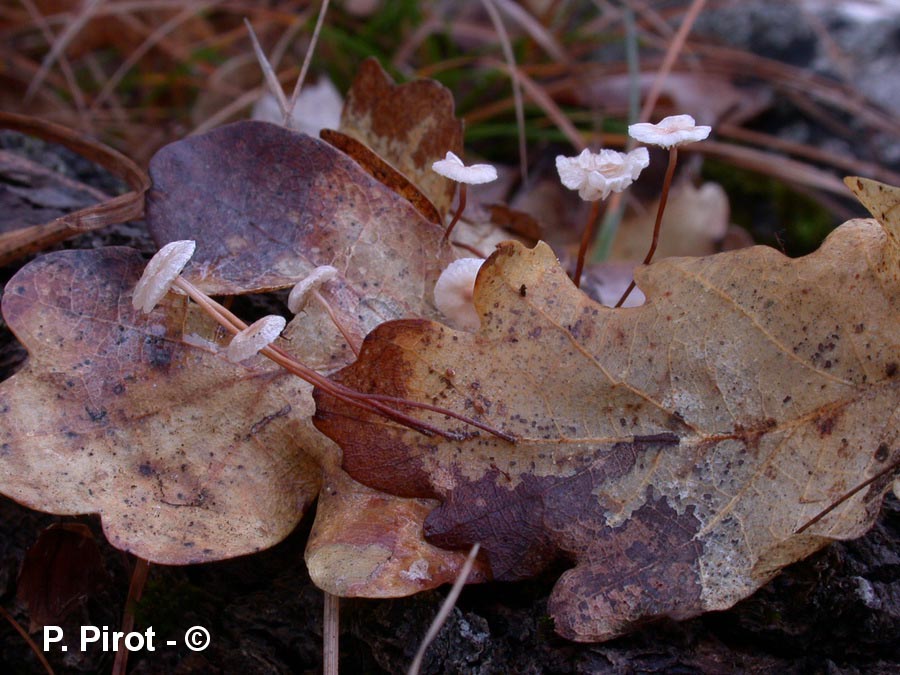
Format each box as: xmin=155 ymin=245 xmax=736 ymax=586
xmin=0 ymin=489 xmax=897 ymax=673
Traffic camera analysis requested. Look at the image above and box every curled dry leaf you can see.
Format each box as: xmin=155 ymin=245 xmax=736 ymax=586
xmin=0 ymin=111 xmax=150 ymax=267
xmin=315 ymin=205 xmax=899 ymax=641
xmin=320 ymin=130 xmax=444 ymax=226
xmin=0 ymin=248 xmax=323 ymax=564
xmin=325 ymin=57 xmax=464 ymax=220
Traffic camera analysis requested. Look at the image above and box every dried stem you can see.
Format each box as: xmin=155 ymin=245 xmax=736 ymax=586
xmin=615 ymin=146 xmax=678 ymax=308
xmin=638 ymin=0 xmax=709 ymax=123
xmin=245 ymin=18 xmax=289 ymax=117
xmin=408 ymin=543 xmax=481 ymax=675
xmin=323 ymin=592 xmax=339 ymax=675
xmin=313 ymin=289 xmax=361 ymax=357
xmin=285 ymin=0 xmax=331 ymax=126
xmin=442 ymin=184 xmax=467 ymax=243
xmin=572 ymin=200 xmax=602 ymax=288
xmin=480 ymin=0 xmax=527 ymax=183
xmin=450 ymin=239 xmax=487 ymax=258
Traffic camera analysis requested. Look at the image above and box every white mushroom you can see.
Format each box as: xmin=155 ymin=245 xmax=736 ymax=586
xmin=288 ymin=265 xmax=339 ymax=314
xmin=555 ymin=147 xmax=649 ymax=202
xmin=432 ymin=151 xmax=498 ymax=184
xmin=434 ymin=258 xmax=485 ymax=331
xmin=132 ymin=240 xmax=196 ymax=313
xmin=226 ymin=315 xmax=287 ymax=363
xmin=628 ymin=114 xmax=711 ymax=148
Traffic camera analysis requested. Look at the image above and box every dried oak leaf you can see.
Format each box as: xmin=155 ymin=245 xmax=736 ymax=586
xmin=144 ymin=118 xmax=476 ymax=590
xmin=0 ymin=247 xmax=324 ymax=564
xmin=305 ymin=451 xmax=490 ymax=597
xmin=324 ymin=57 xmax=463 ymax=222
xmin=147 ymin=119 xmax=453 ymax=295
xmin=0 ymin=247 xmax=479 ymax=590
xmin=0 ymin=117 xmax=480 ymax=591
xmin=315 ymin=213 xmax=899 ymax=641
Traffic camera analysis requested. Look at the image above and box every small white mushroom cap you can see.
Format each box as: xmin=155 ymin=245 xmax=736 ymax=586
xmin=132 ymin=240 xmax=196 ymax=313
xmin=226 ymin=315 xmax=287 ymax=363
xmin=434 ymin=258 xmax=485 ymax=331
xmin=432 ymin=151 xmax=498 ymax=185
xmin=628 ymin=114 xmax=711 ymax=148
xmin=288 ymin=265 xmax=339 ymax=314
xmin=555 ymin=147 xmax=649 ymax=202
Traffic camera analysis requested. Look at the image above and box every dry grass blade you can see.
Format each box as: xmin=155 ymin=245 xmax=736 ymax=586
xmin=492 ymin=0 xmax=568 ymax=63
xmin=0 ymin=606 xmax=54 ymax=675
xmin=477 ymin=57 xmax=585 ymax=151
xmin=245 ymin=18 xmax=289 ymax=117
xmin=90 ymin=2 xmax=220 ymax=113
xmin=480 ymin=0 xmax=528 ymax=182
xmin=285 ymin=0 xmax=330 ymax=126
xmin=24 ymin=0 xmax=104 ymax=103
xmin=192 ymin=83 xmax=277 ymax=135
xmin=111 ymin=557 xmax=150 ymax=675
xmin=718 ymin=124 xmax=900 ymax=189
xmin=0 ymin=112 xmax=150 ymax=266
xmin=19 ymin=0 xmax=91 ymax=130
xmin=638 ymin=0 xmax=708 ymax=123
xmin=408 ymin=543 xmax=481 ymax=675
xmin=698 ymin=138 xmax=849 ymax=196
xmin=689 ymin=44 xmax=900 ymax=137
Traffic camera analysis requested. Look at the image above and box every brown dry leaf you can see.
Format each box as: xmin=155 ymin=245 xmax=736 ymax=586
xmin=320 ymin=128 xmax=443 ymax=225
xmin=846 ymin=176 xmax=900 ymax=253
xmin=330 ymin=57 xmax=463 ymax=220
xmin=0 ymin=117 xmax=478 ymax=593
xmin=0 ymin=248 xmax=323 ymax=564
xmin=315 ymin=210 xmax=899 ymax=641
xmin=306 ymin=453 xmax=490 ymax=597
xmin=147 ymin=119 xmax=453 ymax=296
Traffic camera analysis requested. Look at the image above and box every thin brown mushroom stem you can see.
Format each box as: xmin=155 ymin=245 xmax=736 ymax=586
xmin=442 ymin=184 xmax=467 ymax=243
xmin=171 ymin=278 xmax=515 ymax=443
xmin=572 ymin=200 xmax=602 ymax=288
xmin=313 ymin=289 xmax=361 ymax=357
xmin=615 ymin=146 xmax=678 ymax=308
